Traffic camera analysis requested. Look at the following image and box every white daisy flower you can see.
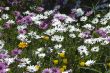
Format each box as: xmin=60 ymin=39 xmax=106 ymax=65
xmin=6 ymin=20 xmax=15 ymax=24
xmin=17 ymin=25 xmax=27 ymax=30
xmin=21 ymin=58 xmax=31 ymax=64
xmin=65 ymin=16 xmax=74 ymax=23
xmin=76 ymin=8 xmax=84 ymax=16
xmin=5 ymin=7 xmax=10 ymax=11
xmin=17 ymin=34 xmax=27 ymax=41
xmin=92 ymin=18 xmax=99 ymax=24
xmin=69 ymin=33 xmax=76 ymax=38
xmin=101 ymin=40 xmax=109 ymax=45
xmin=100 ymin=19 xmax=107 ymax=25
xmin=37 ymin=47 xmax=43 ymax=52
xmin=38 ymin=53 xmax=46 ymax=58
xmin=54 ymin=44 xmax=62 ymax=49
xmin=51 ymin=35 xmax=64 ymax=42
xmin=77 ymin=45 xmax=89 ymax=56
xmin=80 ymin=16 xmax=88 ymax=21
xmin=18 ymin=63 xmax=26 ymax=68
xmin=85 ymin=60 xmax=95 ymax=66
xmin=27 ymin=65 xmax=37 ymax=72
xmin=23 ymin=11 xmax=30 ymax=15
xmin=0 ymin=40 xmax=5 ymax=49
xmin=83 ymin=24 xmax=94 ymax=30
xmin=44 ymin=29 xmax=56 ymax=36
xmin=1 ymin=14 xmax=9 ymax=19
xmin=91 ymin=46 xmax=99 ymax=52
xmin=4 ymin=58 xmax=15 ymax=65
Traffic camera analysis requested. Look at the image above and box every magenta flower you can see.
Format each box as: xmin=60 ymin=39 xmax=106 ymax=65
xmin=96 ymin=29 xmax=108 ymax=38
xmin=36 ymin=7 xmax=44 ymax=12
xmin=0 ymin=62 xmax=7 ymax=73
xmin=16 ymin=15 xmax=32 ymax=25
xmin=42 ymin=68 xmax=52 ymax=73
xmin=11 ymin=48 xmax=22 ymax=55
xmin=18 ymin=29 xmax=27 ymax=34
xmin=51 ymin=68 xmax=61 ymax=73
xmin=3 ymin=23 xmax=11 ymax=29
xmin=0 ymin=54 xmax=8 ymax=59
xmin=85 ymin=11 xmax=93 ymax=16
xmin=0 ymin=7 xmax=4 ymax=12
xmin=39 ymin=22 xmax=49 ymax=30
xmin=13 ymin=11 xmax=21 ymax=17
xmin=54 ymin=14 xmax=66 ymax=21
xmin=83 ymin=31 xmax=91 ymax=38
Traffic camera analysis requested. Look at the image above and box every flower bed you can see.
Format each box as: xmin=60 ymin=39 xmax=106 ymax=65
xmin=0 ymin=1 xmax=110 ymax=73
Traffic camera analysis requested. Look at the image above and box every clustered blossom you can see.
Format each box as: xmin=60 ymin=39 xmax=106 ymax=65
xmin=0 ymin=2 xmax=110 ymax=73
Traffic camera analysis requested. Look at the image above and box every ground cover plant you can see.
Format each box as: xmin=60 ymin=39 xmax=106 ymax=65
xmin=0 ymin=0 xmax=110 ymax=73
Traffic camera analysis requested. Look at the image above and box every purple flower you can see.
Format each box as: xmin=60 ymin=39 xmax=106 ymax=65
xmin=3 ymin=23 xmax=11 ymax=29
xmin=0 ymin=7 xmax=4 ymax=11
xmin=0 ymin=62 xmax=7 ymax=73
xmin=13 ymin=11 xmax=21 ymax=17
xmin=85 ymin=11 xmax=93 ymax=16
xmin=96 ymin=29 xmax=108 ymax=38
xmin=51 ymin=68 xmax=61 ymax=73
xmin=11 ymin=48 xmax=22 ymax=55
xmin=0 ymin=54 xmax=8 ymax=59
xmin=83 ymin=31 xmax=91 ymax=38
xmin=69 ymin=13 xmax=76 ymax=19
xmin=28 ymin=13 xmax=36 ymax=17
xmin=106 ymin=37 xmax=110 ymax=42
xmin=18 ymin=29 xmax=27 ymax=34
xmin=16 ymin=15 xmax=32 ymax=25
xmin=7 ymin=0 xmax=20 ymax=6
xmin=42 ymin=68 xmax=52 ymax=73
xmin=54 ymin=14 xmax=66 ymax=21
xmin=24 ymin=16 xmax=32 ymax=24
xmin=36 ymin=7 xmax=44 ymax=12
xmin=39 ymin=22 xmax=49 ymax=30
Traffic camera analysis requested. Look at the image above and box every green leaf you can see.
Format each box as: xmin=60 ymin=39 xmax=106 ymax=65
xmin=105 ymin=70 xmax=110 ymax=73
xmin=80 ymin=67 xmax=102 ymax=73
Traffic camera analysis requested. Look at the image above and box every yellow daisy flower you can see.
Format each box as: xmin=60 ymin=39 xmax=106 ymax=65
xmin=62 ymin=65 xmax=67 ymax=69
xmin=59 ymin=53 xmax=65 ymax=58
xmin=53 ymin=60 xmax=59 ymax=65
xmin=42 ymin=35 xmax=49 ymax=40
xmin=18 ymin=42 xmax=28 ymax=49
xmin=63 ymin=58 xmax=68 ymax=64
xmin=35 ymin=65 xmax=40 ymax=70
xmin=60 ymin=67 xmax=65 ymax=72
xmin=79 ymin=61 xmax=85 ymax=67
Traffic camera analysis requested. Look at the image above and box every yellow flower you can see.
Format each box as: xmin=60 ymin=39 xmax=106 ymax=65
xmin=35 ymin=65 xmax=40 ymax=70
xmin=107 ymin=63 xmax=110 ymax=67
xmin=59 ymin=53 xmax=65 ymax=58
xmin=62 ymin=65 xmax=67 ymax=69
xmin=42 ymin=36 xmax=49 ymax=40
xmin=18 ymin=42 xmax=28 ymax=49
xmin=60 ymin=68 xmax=65 ymax=72
xmin=79 ymin=61 xmax=85 ymax=66
xmin=53 ymin=60 xmax=58 ymax=65
xmin=63 ymin=58 xmax=68 ymax=64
